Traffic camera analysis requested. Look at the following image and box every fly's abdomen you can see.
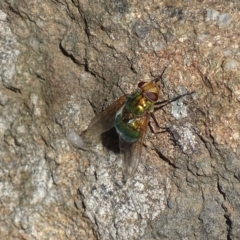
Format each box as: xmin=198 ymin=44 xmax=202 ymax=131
xmin=115 ymin=113 xmax=141 ymax=142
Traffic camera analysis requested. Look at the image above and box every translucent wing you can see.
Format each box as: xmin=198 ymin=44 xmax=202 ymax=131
xmin=120 ymin=114 xmax=150 ymax=181
xmin=81 ymin=95 xmax=128 ymax=147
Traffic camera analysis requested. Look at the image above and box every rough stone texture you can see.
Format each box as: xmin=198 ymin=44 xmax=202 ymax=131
xmin=0 ymin=0 xmax=240 ymax=239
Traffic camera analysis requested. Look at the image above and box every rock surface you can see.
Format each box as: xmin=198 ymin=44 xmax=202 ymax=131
xmin=0 ymin=0 xmax=240 ymax=239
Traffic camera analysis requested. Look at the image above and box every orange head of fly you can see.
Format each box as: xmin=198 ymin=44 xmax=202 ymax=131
xmin=137 ymin=81 xmax=160 ymax=102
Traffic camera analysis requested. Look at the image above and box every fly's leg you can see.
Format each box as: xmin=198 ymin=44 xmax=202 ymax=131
xmin=154 ymin=91 xmax=195 ymax=111
xmin=150 ymin=91 xmax=194 ymax=133
xmin=149 ymin=112 xmax=168 ymax=134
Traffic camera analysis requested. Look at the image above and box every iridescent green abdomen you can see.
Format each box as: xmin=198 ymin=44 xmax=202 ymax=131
xmin=115 ymin=113 xmax=140 ymax=142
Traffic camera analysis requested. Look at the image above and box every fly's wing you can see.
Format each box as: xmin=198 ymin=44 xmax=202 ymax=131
xmin=81 ymin=95 xmax=127 ymax=146
xmin=120 ymin=114 xmax=150 ymax=181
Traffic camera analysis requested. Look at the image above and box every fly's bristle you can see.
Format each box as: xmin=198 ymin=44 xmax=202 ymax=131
xmin=153 ymin=66 xmax=167 ymax=83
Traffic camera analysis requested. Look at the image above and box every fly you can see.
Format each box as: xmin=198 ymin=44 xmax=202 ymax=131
xmin=80 ymin=76 xmax=194 ymax=181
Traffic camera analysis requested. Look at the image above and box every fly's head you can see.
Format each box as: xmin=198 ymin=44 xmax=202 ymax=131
xmin=137 ymin=81 xmax=160 ymax=103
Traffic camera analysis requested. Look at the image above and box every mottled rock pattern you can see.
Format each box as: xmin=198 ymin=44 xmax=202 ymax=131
xmin=0 ymin=0 xmax=240 ymax=239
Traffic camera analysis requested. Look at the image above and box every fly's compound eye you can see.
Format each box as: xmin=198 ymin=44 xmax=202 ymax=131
xmin=145 ymin=92 xmax=159 ymax=102
xmin=138 ymin=81 xmax=147 ymax=89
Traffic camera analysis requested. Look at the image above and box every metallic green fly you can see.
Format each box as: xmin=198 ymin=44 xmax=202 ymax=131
xmin=80 ymin=79 xmax=193 ymax=181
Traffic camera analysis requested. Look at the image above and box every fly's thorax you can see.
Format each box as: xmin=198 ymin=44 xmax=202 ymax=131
xmin=126 ymin=90 xmax=155 ymax=117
